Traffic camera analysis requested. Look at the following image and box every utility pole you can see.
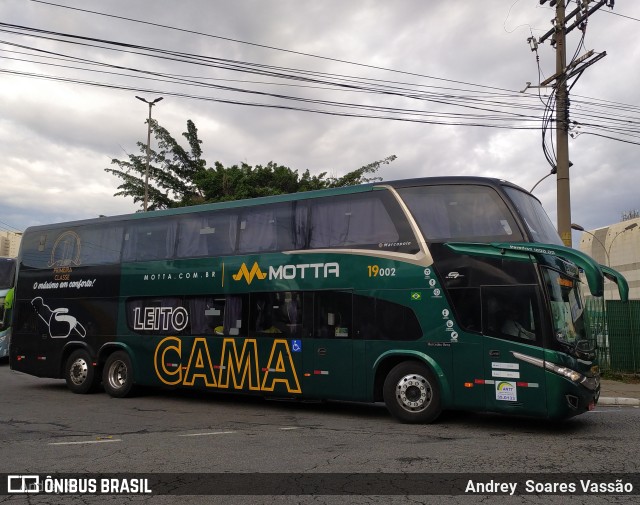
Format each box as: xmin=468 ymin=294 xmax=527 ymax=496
xmin=135 ymin=96 xmax=164 ymax=212
xmin=534 ymin=1 xmax=612 ymax=247
xmin=554 ymin=1 xmax=571 ymax=247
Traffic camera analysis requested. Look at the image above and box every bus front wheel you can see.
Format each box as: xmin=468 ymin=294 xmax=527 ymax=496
xmin=383 ymin=362 xmax=441 ymax=424
xmin=103 ymin=351 xmax=135 ymax=398
xmin=64 ymin=349 xmax=97 ymax=394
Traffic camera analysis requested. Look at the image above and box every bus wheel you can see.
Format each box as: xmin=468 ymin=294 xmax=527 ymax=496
xmin=103 ymin=351 xmax=135 ymax=398
xmin=383 ymin=362 xmax=441 ymax=424
xmin=64 ymin=349 xmax=97 ymax=394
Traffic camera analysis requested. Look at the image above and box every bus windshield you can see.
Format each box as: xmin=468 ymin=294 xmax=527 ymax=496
xmin=0 ymin=258 xmax=15 ymax=289
xmin=503 ymin=186 xmax=563 ymax=245
xmin=542 ymin=267 xmax=586 ymax=345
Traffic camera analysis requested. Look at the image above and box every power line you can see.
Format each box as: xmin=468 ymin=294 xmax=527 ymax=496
xmin=0 ymin=6 xmax=635 ymax=146
xmin=0 ymin=24 xmax=552 ymax=126
xmin=30 ymin=0 xmax=518 ymax=93
xmin=0 ymin=219 xmax=22 ymax=233
xmin=0 ymin=68 xmax=546 ymax=130
xmin=3 ymin=23 xmax=638 ymax=143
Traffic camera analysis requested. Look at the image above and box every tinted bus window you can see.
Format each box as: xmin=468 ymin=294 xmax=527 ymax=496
xmin=78 ymin=225 xmax=124 ymax=265
xmin=126 ymin=295 xmax=247 ymax=336
xmin=123 ymin=219 xmax=178 ymax=262
xmin=238 ymin=203 xmax=294 ymax=254
xmin=353 ymin=294 xmax=422 ymax=341
xmin=250 ymin=291 xmax=303 ymax=337
xmin=482 ymin=285 xmax=541 ymax=343
xmin=176 ymin=212 xmax=238 ymax=258
xmin=301 ymin=191 xmax=418 ymax=253
xmin=315 ymin=291 xmax=352 ymax=338
xmin=16 ymin=231 xmax=50 ymax=268
xmin=126 ymin=297 xmax=185 ymax=335
xmin=20 ymin=226 xmax=124 ymax=268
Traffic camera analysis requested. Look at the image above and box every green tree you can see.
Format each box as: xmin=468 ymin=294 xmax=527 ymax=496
xmin=107 ymin=119 xmax=395 ymax=210
xmin=106 ymin=119 xmax=207 ymax=210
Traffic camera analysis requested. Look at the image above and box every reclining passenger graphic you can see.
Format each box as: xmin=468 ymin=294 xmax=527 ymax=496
xmin=31 ymin=297 xmax=87 ymax=339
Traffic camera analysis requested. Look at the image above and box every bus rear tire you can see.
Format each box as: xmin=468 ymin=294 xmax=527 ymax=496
xmin=103 ymin=351 xmax=135 ymax=398
xmin=383 ymin=361 xmax=441 ymax=424
xmin=64 ymin=349 xmax=97 ymax=394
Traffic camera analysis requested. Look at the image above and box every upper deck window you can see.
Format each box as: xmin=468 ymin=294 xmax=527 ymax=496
xmin=20 ymin=188 xmax=420 ymax=267
xmin=300 ymin=191 xmax=418 ymax=253
xmin=398 ymin=184 xmax=523 ymax=242
xmin=176 ymin=211 xmax=238 ymax=258
xmin=123 ymin=220 xmax=177 ymax=262
xmin=175 ymin=190 xmax=418 ymax=257
xmin=20 ymin=225 xmax=124 ymax=268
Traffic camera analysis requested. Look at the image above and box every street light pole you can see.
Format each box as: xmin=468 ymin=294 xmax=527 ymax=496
xmin=530 ymin=167 xmax=557 ymax=193
xmin=135 ymin=96 xmax=163 ymax=212
xmin=572 ymin=222 xmax=638 ymax=268
xmin=606 ymin=223 xmax=638 ymax=266
xmin=571 ymin=223 xmax=609 ymax=265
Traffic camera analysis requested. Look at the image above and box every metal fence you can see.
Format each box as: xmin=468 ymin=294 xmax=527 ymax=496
xmin=585 ymin=297 xmax=640 ymax=373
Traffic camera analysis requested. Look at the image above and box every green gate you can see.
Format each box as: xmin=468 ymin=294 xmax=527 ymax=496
xmin=605 ymin=300 xmax=640 ymax=373
xmin=585 ymin=297 xmax=608 ymax=368
xmin=584 ymin=298 xmax=640 ymax=373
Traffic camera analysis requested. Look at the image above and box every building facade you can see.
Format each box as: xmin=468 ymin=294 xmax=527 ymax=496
xmin=576 ymin=218 xmax=640 ymax=300
xmin=0 ymin=231 xmax=22 ymax=258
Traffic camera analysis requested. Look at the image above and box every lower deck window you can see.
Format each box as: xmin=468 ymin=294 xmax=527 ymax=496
xmin=126 ymin=290 xmax=422 ymax=341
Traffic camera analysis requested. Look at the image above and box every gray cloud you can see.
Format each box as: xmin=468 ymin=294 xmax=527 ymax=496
xmin=0 ymin=0 xmax=638 ymax=238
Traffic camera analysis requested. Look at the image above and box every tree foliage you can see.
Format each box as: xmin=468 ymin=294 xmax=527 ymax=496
xmin=107 ymin=119 xmax=395 ymax=210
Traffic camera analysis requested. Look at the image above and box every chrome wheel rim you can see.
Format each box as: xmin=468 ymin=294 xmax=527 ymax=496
xmin=70 ymin=357 xmax=89 ymax=386
xmin=396 ymin=373 xmax=431 ymax=412
xmin=107 ymin=360 xmax=128 ymax=390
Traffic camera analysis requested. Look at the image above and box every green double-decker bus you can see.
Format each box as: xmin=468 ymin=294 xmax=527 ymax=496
xmin=10 ymin=177 xmax=627 ymax=423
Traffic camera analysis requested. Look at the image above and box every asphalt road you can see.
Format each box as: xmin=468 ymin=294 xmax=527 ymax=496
xmin=1 ymin=360 xmax=638 ymax=505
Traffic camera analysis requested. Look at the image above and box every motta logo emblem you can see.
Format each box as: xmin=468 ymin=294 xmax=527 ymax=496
xmin=232 ymin=262 xmax=267 ymax=284
xmin=232 ymin=261 xmax=340 ymax=284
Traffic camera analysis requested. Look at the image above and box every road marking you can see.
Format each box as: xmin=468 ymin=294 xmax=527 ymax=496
xmin=49 ymin=439 xmax=122 ymax=445
xmin=280 ymin=427 xmax=301 ymax=430
xmin=178 ymin=431 xmax=237 ymax=437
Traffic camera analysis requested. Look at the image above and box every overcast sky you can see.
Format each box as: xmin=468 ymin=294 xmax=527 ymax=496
xmin=1 ymin=0 xmax=638 ymax=244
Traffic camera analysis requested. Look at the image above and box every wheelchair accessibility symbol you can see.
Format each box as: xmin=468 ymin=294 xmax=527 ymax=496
xmin=291 ymin=340 xmax=302 ymax=352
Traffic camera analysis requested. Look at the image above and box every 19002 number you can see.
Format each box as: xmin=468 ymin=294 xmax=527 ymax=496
xmin=367 ymin=265 xmax=396 ymax=277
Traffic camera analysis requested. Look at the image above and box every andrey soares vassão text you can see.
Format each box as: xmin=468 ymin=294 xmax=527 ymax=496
xmin=465 ymin=479 xmax=634 ymax=495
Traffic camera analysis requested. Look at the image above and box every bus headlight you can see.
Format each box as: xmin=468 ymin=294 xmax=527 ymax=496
xmin=544 ymin=361 xmax=584 ymax=383
xmin=512 ymin=352 xmax=586 ymax=384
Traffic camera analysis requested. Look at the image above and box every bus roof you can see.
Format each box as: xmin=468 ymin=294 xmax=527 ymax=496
xmin=22 ymin=176 xmax=531 ymax=233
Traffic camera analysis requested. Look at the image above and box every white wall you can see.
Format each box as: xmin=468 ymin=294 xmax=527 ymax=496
xmin=577 ymin=218 xmax=640 ymax=300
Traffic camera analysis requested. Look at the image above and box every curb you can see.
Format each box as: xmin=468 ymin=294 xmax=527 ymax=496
xmin=598 ymin=396 xmax=640 ymax=407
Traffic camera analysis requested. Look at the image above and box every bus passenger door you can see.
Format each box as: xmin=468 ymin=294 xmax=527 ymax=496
xmin=445 ymin=288 xmax=485 ymax=411
xmin=481 ymin=286 xmax=548 ymax=417
xmin=306 ymin=291 xmax=353 ymax=400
